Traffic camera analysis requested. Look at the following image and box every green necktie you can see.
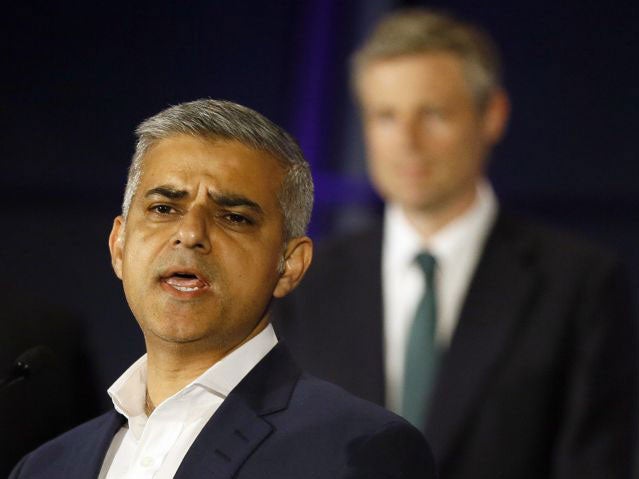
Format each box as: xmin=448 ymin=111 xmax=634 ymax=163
xmin=401 ymin=252 xmax=438 ymax=430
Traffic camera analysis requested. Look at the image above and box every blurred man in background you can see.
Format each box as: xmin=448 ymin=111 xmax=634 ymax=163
xmin=274 ymin=9 xmax=637 ymax=479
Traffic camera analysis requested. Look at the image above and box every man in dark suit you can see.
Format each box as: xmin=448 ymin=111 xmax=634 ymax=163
xmin=273 ymin=9 xmax=638 ymax=479
xmin=10 ymin=99 xmax=435 ymax=478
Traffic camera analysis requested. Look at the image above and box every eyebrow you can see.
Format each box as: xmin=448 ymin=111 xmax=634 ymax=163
xmin=144 ymin=185 xmax=264 ymax=214
xmin=145 ymin=186 xmax=188 ymax=200
xmin=209 ymin=192 xmax=264 ymax=215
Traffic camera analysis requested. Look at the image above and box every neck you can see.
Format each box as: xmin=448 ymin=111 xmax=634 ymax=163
xmin=144 ymin=345 xmax=219 ymax=412
xmin=402 ymin=186 xmax=478 ymax=241
xmin=144 ymin=319 xmax=270 ymax=410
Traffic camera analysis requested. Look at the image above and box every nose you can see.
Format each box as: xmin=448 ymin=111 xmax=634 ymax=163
xmin=397 ymin=116 xmax=423 ymax=151
xmin=172 ymin=206 xmax=212 ymax=254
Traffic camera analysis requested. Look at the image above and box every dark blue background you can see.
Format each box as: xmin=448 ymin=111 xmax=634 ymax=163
xmin=2 ymin=0 xmax=638 ymax=409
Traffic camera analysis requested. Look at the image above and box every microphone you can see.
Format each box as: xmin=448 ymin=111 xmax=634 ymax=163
xmin=0 ymin=346 xmax=54 ymax=392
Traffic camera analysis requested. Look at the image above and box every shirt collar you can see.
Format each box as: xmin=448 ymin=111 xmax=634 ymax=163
xmin=194 ymin=324 xmax=277 ymax=397
xmin=107 ymin=324 xmax=278 ymax=420
xmin=429 ymin=180 xmax=498 ymax=268
xmin=383 ymin=180 xmax=498 ymax=271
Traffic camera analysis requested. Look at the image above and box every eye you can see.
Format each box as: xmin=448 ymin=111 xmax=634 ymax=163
xmin=371 ymin=109 xmax=396 ymax=123
xmin=421 ymin=107 xmax=444 ymax=120
xmin=150 ymin=204 xmax=175 ymax=215
xmin=224 ymin=213 xmax=252 ymax=225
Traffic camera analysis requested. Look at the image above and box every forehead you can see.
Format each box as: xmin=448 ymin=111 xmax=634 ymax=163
xmin=358 ymin=52 xmax=473 ymax=106
xmin=138 ymin=135 xmax=284 ymax=206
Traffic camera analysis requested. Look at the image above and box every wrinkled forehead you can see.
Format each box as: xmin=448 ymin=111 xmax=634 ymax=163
xmin=142 ymin=135 xmax=284 ymax=189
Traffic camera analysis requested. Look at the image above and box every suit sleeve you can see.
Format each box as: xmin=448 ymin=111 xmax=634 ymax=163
xmin=338 ymin=421 xmax=437 ymax=479
xmin=553 ymin=257 xmax=638 ymax=478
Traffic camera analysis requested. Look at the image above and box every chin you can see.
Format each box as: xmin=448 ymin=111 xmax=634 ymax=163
xmin=394 ymin=191 xmax=439 ymax=209
xmin=150 ymin=329 xmax=205 ymax=345
xmin=143 ymin=318 xmax=213 ymax=344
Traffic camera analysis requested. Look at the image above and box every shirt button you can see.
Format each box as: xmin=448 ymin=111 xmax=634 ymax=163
xmin=140 ymin=456 xmax=154 ymax=468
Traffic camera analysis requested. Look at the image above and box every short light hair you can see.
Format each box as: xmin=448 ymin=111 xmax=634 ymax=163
xmin=351 ymin=8 xmax=503 ymax=109
xmin=122 ymin=99 xmax=314 ymax=240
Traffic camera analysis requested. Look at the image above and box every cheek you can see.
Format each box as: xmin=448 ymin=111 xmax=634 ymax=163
xmin=366 ymin=136 xmax=395 ymax=178
xmin=369 ymin=127 xmax=398 ymax=156
xmin=121 ymin=240 xmax=155 ymax=289
xmin=431 ymin=123 xmax=476 ymax=158
xmin=219 ymin=237 xmax=280 ymax=280
xmin=437 ymin=141 xmax=485 ymax=186
xmin=454 ymin=127 xmax=486 ymax=166
xmin=365 ymin=122 xmax=392 ymax=154
xmin=120 ymin=261 xmax=144 ymax=307
xmin=365 ymin=156 xmax=391 ymax=194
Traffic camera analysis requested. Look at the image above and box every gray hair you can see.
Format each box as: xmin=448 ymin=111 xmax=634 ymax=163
xmin=122 ymin=99 xmax=314 ymax=240
xmin=351 ymin=8 xmax=503 ymax=110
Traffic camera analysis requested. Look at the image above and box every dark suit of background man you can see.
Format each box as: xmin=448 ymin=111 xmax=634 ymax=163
xmin=274 ymin=9 xmax=638 ymax=479
xmin=10 ymin=99 xmax=435 ymax=478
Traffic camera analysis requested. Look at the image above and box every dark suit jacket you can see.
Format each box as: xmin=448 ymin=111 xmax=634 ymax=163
xmin=0 ymin=289 xmax=101 ymax=477
xmin=9 ymin=343 xmax=436 ymax=479
xmin=273 ymin=212 xmax=638 ymax=479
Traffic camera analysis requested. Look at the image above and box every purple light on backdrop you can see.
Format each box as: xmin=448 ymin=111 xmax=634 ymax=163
xmin=287 ymin=0 xmax=385 ymax=237
xmin=289 ymin=0 xmax=336 ymax=173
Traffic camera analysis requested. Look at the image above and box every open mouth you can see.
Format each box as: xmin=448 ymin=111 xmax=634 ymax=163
xmin=161 ymin=270 xmax=209 ymax=294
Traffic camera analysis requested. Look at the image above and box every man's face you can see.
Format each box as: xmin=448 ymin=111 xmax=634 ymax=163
xmin=357 ymin=52 xmax=508 ymax=215
xmin=109 ymin=135 xmax=310 ymax=354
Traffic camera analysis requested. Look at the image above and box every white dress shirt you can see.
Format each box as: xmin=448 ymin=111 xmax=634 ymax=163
xmin=98 ymin=325 xmax=278 ymax=479
xmin=382 ymin=181 xmax=498 ymax=413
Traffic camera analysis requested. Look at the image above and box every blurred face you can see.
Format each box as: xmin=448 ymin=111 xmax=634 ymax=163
xmin=357 ymin=52 xmax=507 ymax=215
xmin=109 ymin=135 xmax=311 ymax=354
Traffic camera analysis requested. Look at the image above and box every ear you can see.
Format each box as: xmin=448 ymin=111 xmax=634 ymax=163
xmin=108 ymin=216 xmax=125 ymax=280
xmin=482 ymin=88 xmax=510 ymax=146
xmin=273 ymin=236 xmax=313 ymax=299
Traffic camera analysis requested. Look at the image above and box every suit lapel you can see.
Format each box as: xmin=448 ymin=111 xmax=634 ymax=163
xmin=425 ymin=214 xmax=539 ymax=463
xmin=174 ymin=343 xmax=300 ymax=479
xmin=173 ymin=400 xmax=273 ymax=479
xmin=63 ymin=410 xmax=125 ymax=477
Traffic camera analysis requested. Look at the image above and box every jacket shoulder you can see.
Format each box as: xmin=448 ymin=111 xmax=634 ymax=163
xmin=9 ymin=411 xmax=120 ymax=478
xmin=497 ymin=213 xmax=618 ymax=260
xmin=488 ymin=212 xmax=624 ymax=281
xmin=308 ymin=223 xmax=383 ymax=277
xmin=252 ymin=372 xmax=437 ymax=478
